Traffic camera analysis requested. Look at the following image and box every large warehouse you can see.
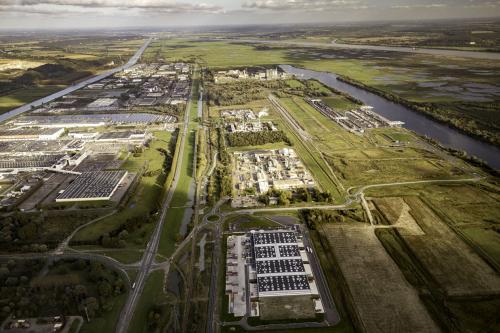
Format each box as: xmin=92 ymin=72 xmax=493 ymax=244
xmin=0 ymin=154 xmax=67 ymax=172
xmin=250 ymin=230 xmax=317 ymax=297
xmin=56 ymin=170 xmax=127 ymax=202
xmin=0 ymin=128 xmax=64 ymax=141
xmin=226 ymin=229 xmax=323 ymax=318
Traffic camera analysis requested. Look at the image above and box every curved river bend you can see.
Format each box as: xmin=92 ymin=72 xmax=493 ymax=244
xmin=281 ymin=65 xmax=500 ymax=169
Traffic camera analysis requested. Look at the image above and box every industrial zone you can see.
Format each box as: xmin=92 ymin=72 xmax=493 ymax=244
xmin=1 ymin=31 xmax=498 ymax=333
xmin=0 ymin=62 xmax=190 ymax=210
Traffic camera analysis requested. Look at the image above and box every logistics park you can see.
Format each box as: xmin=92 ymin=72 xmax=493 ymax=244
xmin=1 ymin=33 xmax=500 ymax=333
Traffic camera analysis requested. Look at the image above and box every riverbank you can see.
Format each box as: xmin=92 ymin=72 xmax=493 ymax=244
xmin=336 ymin=75 xmax=499 ymax=147
xmin=281 ymin=65 xmax=500 ymax=169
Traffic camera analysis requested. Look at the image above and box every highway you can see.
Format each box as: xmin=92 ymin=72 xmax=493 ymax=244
xmin=215 ymin=37 xmax=500 ymax=60
xmin=0 ymin=37 xmax=152 ymax=124
xmin=114 ymin=66 xmax=195 ymax=333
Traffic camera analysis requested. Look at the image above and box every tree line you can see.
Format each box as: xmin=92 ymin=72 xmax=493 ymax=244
xmin=207 ymin=127 xmax=232 ymax=205
xmin=258 ymin=187 xmax=334 ymax=206
xmin=299 ymin=208 xmax=365 ymax=230
xmin=226 ymin=130 xmax=291 ymax=147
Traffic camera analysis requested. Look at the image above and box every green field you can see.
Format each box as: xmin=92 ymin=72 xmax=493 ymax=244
xmin=127 ymin=271 xmax=166 ymax=333
xmin=80 ymin=294 xmax=127 ymax=333
xmin=0 ymin=86 xmax=62 ymax=114
xmin=365 ymin=182 xmax=500 ymax=269
xmin=0 ymin=36 xmax=144 ymax=114
xmin=146 ymin=38 xmax=500 ymax=146
xmin=158 ymin=68 xmax=199 ymax=258
xmin=143 ymin=40 xmax=289 ymax=67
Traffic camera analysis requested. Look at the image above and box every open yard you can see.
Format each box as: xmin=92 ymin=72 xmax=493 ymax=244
xmin=259 ymin=295 xmax=317 ymax=321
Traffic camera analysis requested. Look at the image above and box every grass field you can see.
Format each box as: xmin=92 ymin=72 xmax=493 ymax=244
xmin=127 ymin=270 xmax=166 ymax=333
xmin=143 ymin=39 xmax=289 ymax=67
xmin=157 ymin=69 xmax=199 ymax=258
xmin=396 ymin=196 xmax=500 ymax=296
xmin=147 ymin=38 xmax=500 ymax=145
xmin=0 ymin=85 xmax=62 ymax=114
xmin=321 ymin=223 xmax=440 ymax=332
xmin=365 ymin=182 xmax=500 ymax=269
xmin=259 ymin=296 xmax=317 ymax=321
xmin=225 ymin=214 xmax=283 ymax=231
xmin=80 ymin=294 xmax=127 ymax=333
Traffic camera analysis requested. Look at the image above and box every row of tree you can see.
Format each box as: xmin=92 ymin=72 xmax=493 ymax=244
xmin=207 ymin=127 xmax=232 ymax=205
xmin=226 ymin=130 xmax=291 ymax=147
xmin=258 ymin=187 xmax=334 ymax=206
xmin=299 ymin=208 xmax=364 ymax=230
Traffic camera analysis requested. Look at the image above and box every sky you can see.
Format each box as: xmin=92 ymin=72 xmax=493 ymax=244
xmin=0 ymin=0 xmax=499 ymax=29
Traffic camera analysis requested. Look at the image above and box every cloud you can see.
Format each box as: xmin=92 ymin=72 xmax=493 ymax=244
xmin=242 ymin=0 xmax=367 ymax=11
xmin=389 ymin=0 xmax=499 ymax=8
xmin=391 ymin=3 xmax=447 ymax=9
xmin=0 ymin=0 xmax=224 ymax=13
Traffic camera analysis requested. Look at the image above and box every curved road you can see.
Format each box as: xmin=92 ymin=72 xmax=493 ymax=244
xmin=0 ymin=37 xmax=153 ymax=124
xmin=219 ymin=38 xmax=500 ymax=60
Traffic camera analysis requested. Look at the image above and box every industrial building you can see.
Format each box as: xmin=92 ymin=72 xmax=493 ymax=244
xmin=306 ymin=99 xmax=404 ymax=134
xmin=96 ymin=131 xmax=147 ymax=143
xmin=0 ymin=127 xmax=64 ymax=141
xmin=233 ymin=149 xmax=315 ymax=199
xmin=214 ymin=68 xmax=290 ymax=83
xmin=0 ymin=154 xmax=67 ymax=172
xmin=56 ymin=170 xmax=127 ymax=202
xmin=11 ymin=113 xmax=176 ymax=128
xmin=86 ymin=98 xmax=119 ymax=110
xmin=226 ymin=229 xmax=324 ymax=318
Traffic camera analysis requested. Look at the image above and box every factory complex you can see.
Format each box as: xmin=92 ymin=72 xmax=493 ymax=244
xmin=0 ymin=62 xmax=191 ymax=210
xmin=214 ymin=68 xmax=290 ymax=83
xmin=221 ymin=109 xmax=277 ymax=133
xmin=226 ymin=229 xmax=324 ymax=319
xmin=232 ymin=149 xmax=315 ymax=207
xmin=306 ymin=99 xmax=404 ymax=133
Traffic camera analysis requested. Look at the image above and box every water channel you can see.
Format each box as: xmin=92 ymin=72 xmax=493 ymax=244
xmin=281 ymin=65 xmax=500 ymax=169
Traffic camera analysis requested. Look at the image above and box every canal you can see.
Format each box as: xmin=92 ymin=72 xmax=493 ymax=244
xmin=281 ymin=65 xmax=500 ymax=169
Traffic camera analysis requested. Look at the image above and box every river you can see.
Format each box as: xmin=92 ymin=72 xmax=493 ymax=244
xmin=281 ymin=65 xmax=500 ymax=169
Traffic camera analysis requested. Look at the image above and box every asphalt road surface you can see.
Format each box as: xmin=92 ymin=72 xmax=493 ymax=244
xmin=115 ymin=73 xmax=195 ymax=333
xmin=0 ymin=37 xmax=152 ymax=124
